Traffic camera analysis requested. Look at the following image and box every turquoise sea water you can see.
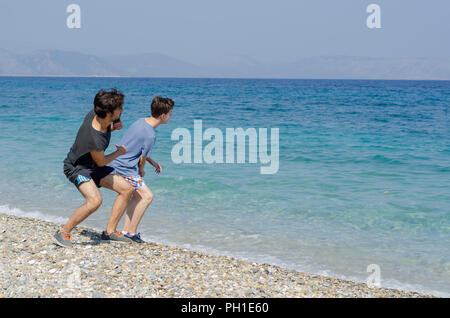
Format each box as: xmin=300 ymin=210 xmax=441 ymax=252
xmin=0 ymin=77 xmax=449 ymax=296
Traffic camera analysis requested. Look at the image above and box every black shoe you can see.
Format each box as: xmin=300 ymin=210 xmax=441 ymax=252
xmin=125 ymin=232 xmax=145 ymax=243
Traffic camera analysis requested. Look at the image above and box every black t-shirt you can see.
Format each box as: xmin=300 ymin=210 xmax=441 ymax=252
xmin=63 ymin=110 xmax=111 ymax=184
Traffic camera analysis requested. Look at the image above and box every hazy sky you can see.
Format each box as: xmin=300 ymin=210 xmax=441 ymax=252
xmin=1 ymin=0 xmax=449 ymax=65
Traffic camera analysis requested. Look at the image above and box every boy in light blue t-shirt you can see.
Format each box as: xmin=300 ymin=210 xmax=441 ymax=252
xmin=109 ymin=96 xmax=174 ymax=243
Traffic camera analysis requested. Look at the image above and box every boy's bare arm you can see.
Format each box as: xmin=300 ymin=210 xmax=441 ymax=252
xmin=138 ymin=156 xmax=146 ymax=177
xmin=144 ymin=156 xmax=162 ymax=174
xmin=91 ymin=144 xmax=126 ymax=167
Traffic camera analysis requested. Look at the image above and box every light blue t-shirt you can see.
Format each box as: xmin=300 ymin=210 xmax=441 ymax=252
xmin=109 ymin=118 xmax=156 ymax=177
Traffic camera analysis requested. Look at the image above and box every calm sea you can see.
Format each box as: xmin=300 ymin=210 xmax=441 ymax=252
xmin=0 ymin=77 xmax=449 ymax=296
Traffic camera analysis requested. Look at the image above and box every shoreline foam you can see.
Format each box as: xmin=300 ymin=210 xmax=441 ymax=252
xmin=0 ymin=213 xmax=434 ymax=298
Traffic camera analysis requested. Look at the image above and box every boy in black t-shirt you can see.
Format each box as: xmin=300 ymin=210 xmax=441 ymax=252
xmin=54 ymin=89 xmax=134 ymax=247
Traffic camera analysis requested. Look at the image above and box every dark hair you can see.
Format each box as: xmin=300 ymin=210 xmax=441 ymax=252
xmin=151 ymin=96 xmax=174 ymax=118
xmin=93 ymin=88 xmax=125 ymax=118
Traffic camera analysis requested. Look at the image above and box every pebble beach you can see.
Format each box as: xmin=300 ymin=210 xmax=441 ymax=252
xmin=0 ymin=213 xmax=433 ymax=298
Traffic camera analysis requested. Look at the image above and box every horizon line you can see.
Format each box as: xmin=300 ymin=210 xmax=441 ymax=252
xmin=1 ymin=74 xmax=449 ymax=82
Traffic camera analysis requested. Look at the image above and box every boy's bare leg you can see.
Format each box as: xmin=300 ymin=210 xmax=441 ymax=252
xmin=123 ymin=185 xmax=154 ymax=234
xmin=123 ymin=192 xmax=139 ymax=233
xmin=99 ymin=174 xmax=134 ymax=234
xmin=60 ymin=180 xmax=102 ymax=233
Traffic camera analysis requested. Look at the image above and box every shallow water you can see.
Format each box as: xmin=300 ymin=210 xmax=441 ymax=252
xmin=0 ymin=77 xmax=449 ymax=296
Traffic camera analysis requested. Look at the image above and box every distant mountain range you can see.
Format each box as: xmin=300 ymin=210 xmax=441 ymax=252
xmin=1 ymin=48 xmax=449 ymax=80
